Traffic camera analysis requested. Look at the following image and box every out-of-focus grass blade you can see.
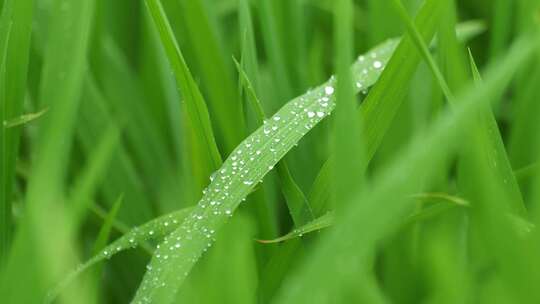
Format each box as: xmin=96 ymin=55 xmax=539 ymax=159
xmin=3 ymin=107 xmax=48 ymax=128
xmin=308 ymin=0 xmax=445 ymax=215
xmin=92 ymin=195 xmax=124 ymax=255
xmin=48 ymin=207 xmax=192 ymax=303
xmin=1 ymin=0 xmax=95 ymax=303
xmin=0 ymin=0 xmax=34 ymax=265
xmin=393 ymin=0 xmax=527 ymax=216
xmin=273 ymin=34 xmax=539 ymax=304
xmin=332 ymin=0 xmax=366 ymax=211
xmin=144 ymin=0 xmax=222 ymax=176
xmin=234 ymin=58 xmax=313 ymax=226
xmin=257 ymin=212 xmax=334 ymax=244
xmin=258 ymin=192 xmax=469 ymax=244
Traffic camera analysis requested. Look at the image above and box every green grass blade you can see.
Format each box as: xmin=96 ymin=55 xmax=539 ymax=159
xmin=258 ymin=212 xmax=334 ymax=244
xmin=173 ymin=0 xmax=244 ymax=153
xmin=394 ymin=0 xmax=528 ymax=216
xmin=3 ymin=107 xmax=48 ymax=128
xmin=332 ymin=0 xmax=366 ymax=211
xmin=1 ymin=0 xmax=96 ymax=302
xmin=131 ymin=36 xmax=400 ymax=304
xmin=144 ymin=0 xmax=222 ymax=174
xmin=47 ymin=207 xmax=192 ymax=302
xmin=92 ymin=195 xmax=124 ymax=255
xmin=234 ymin=58 xmax=313 ymax=226
xmin=273 ymin=34 xmax=539 ymax=304
xmin=0 ymin=0 xmax=34 ymax=265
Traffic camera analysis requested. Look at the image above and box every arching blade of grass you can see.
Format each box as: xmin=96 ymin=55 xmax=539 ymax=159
xmin=392 ymin=0 xmax=527 ymax=216
xmin=144 ymin=0 xmax=222 ymax=179
xmin=131 ymin=33 xmax=399 ymax=304
xmin=234 ymin=58 xmax=313 ymax=226
xmin=0 ymin=0 xmax=34 ymax=265
xmin=273 ymin=35 xmax=539 ymax=304
xmin=47 ymin=206 xmax=192 ymax=303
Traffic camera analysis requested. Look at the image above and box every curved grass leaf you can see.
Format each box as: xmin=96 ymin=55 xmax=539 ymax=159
xmin=258 ymin=192 xmax=468 ymax=244
xmin=47 ymin=207 xmax=192 ymax=302
xmin=132 ymin=34 xmax=397 ymax=304
xmin=257 ymin=212 xmax=334 ymax=244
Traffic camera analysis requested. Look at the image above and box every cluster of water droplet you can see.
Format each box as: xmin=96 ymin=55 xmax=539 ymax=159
xmin=132 ymin=42 xmax=393 ymax=303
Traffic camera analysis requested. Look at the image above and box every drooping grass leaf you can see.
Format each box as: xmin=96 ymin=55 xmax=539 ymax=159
xmin=132 ymin=32 xmax=398 ymax=304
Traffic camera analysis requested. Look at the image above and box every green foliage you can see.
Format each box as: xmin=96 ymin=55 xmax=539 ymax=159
xmin=2 ymin=0 xmax=540 ymax=303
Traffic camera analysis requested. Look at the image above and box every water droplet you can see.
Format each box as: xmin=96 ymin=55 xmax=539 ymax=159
xmin=316 ymin=112 xmax=325 ymax=118
xmin=274 ymin=116 xmax=281 ymax=121
xmin=324 ymin=86 xmax=335 ymax=95
xmin=243 ymin=180 xmax=253 ymax=185
xmin=373 ymin=61 xmax=383 ymax=69
xmin=307 ymin=111 xmax=316 ymax=118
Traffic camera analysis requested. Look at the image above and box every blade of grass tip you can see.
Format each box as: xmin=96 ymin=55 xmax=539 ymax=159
xmin=47 ymin=206 xmax=193 ymax=303
xmin=234 ymin=58 xmax=314 ymax=226
xmin=3 ymin=107 xmax=48 ymax=128
xmin=0 ymin=0 xmax=34 ymax=266
xmin=144 ymin=0 xmax=222 ymax=172
xmin=257 ymin=212 xmax=335 ymax=244
xmin=238 ymin=0 xmax=260 ymax=95
xmin=273 ymin=34 xmax=539 ymax=304
xmin=394 ymin=0 xmax=528 ymax=216
xmin=1 ymin=0 xmax=95 ymax=303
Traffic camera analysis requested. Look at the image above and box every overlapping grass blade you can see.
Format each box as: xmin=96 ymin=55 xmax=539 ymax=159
xmin=393 ymin=0 xmax=527 ymax=216
xmin=131 ymin=29 xmax=400 ymax=304
xmin=273 ymin=34 xmax=539 ymax=304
